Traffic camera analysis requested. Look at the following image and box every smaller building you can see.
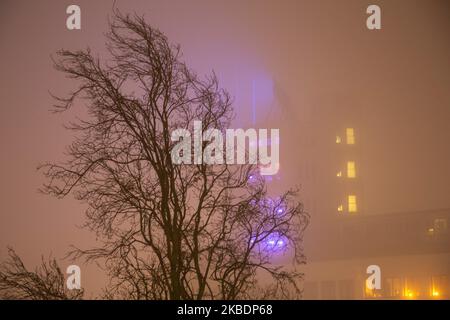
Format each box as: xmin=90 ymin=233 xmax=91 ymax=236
xmin=302 ymin=208 xmax=450 ymax=299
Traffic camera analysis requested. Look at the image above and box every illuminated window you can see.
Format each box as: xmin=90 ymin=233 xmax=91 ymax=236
xmin=428 ymin=218 xmax=448 ymax=237
xmin=431 ymin=275 xmax=448 ymax=298
xmin=365 ymin=286 xmax=381 ymax=299
xmin=346 ymin=128 xmax=355 ymax=145
xmin=434 ymin=218 xmax=447 ymax=233
xmin=336 ymin=171 xmax=342 ymax=177
xmin=347 ymin=161 xmax=356 ymax=178
xmin=403 ymin=278 xmax=422 ymax=299
xmin=348 ymin=195 xmax=357 ymax=213
xmin=336 ymin=136 xmax=342 ymax=144
xmin=337 ymin=204 xmax=343 ymax=212
xmin=404 ymin=289 xmax=415 ymax=299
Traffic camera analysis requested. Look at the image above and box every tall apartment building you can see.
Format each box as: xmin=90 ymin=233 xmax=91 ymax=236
xmin=302 ymin=119 xmax=450 ymax=299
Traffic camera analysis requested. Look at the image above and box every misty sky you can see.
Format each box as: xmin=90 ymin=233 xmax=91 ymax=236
xmin=1 ymin=0 xmax=449 ymax=295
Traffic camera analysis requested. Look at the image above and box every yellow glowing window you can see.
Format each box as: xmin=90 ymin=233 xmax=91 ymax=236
xmin=404 ymin=290 xmax=415 ymax=299
xmin=336 ymin=171 xmax=342 ymax=177
xmin=336 ymin=136 xmax=342 ymax=144
xmin=346 ymin=128 xmax=355 ymax=145
xmin=348 ymin=195 xmax=357 ymax=213
xmin=431 ymin=276 xmax=446 ymax=298
xmin=347 ymin=161 xmax=356 ymax=178
xmin=337 ymin=204 xmax=343 ymax=212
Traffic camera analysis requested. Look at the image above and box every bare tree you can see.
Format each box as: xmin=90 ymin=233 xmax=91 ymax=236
xmin=0 ymin=248 xmax=83 ymax=300
xmin=38 ymin=12 xmax=309 ymax=300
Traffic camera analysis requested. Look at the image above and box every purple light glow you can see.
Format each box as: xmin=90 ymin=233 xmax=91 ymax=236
xmin=249 ymin=197 xmax=287 ymax=216
xmin=231 ymin=70 xmax=274 ymax=128
xmin=250 ymin=232 xmax=288 ymax=252
xmin=264 ymin=233 xmax=288 ymax=251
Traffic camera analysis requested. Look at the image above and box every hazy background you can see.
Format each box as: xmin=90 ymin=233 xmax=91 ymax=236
xmin=1 ymin=0 xmax=449 ymax=296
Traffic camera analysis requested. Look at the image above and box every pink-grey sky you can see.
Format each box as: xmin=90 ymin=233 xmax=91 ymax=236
xmin=1 ymin=0 xmax=449 ymax=295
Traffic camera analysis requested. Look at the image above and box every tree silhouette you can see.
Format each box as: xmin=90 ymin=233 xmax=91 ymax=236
xmin=0 ymin=248 xmax=83 ymax=300
xmin=36 ymin=12 xmax=308 ymax=300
